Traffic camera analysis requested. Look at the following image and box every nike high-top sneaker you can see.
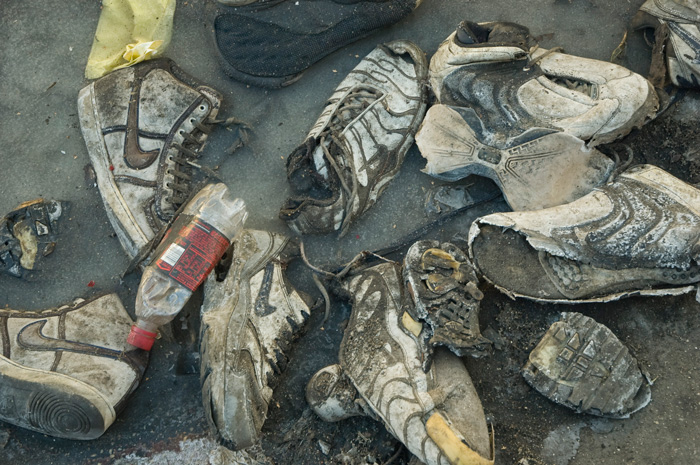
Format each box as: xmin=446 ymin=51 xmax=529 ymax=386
xmin=78 ymin=59 xmax=223 ymax=258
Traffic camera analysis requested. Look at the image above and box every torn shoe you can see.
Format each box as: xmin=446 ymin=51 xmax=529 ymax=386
xmin=0 ymin=294 xmax=148 ymax=439
xmin=469 ymin=164 xmax=700 ymax=303
xmin=415 ymin=104 xmax=615 ymax=211
xmin=200 ymin=229 xmax=311 ymax=450
xmin=430 ymin=21 xmax=659 ymax=146
xmin=214 ymin=0 xmax=423 ymax=88
xmin=523 ymin=312 xmax=651 ymax=418
xmin=403 ymin=240 xmax=492 ymax=361
xmin=280 ymin=40 xmax=428 ymax=236
xmin=0 ymin=199 xmax=66 ymax=278
xmin=78 ymin=59 xmax=223 ymax=259
xmin=631 ymin=0 xmax=700 ymax=88
xmin=307 ymin=262 xmax=494 ymax=465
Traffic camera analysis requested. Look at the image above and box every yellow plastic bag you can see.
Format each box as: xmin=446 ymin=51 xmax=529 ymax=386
xmin=85 ymin=0 xmax=176 ymax=79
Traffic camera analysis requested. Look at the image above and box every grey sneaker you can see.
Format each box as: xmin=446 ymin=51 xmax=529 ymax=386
xmin=1 ymin=199 xmax=66 ymax=278
xmin=0 ymin=294 xmax=147 ymax=439
xmin=469 ymin=164 xmax=700 ymax=303
xmin=279 ymin=40 xmax=428 ymax=236
xmin=306 ymin=262 xmax=494 ymax=465
xmin=199 ymin=229 xmax=311 ymax=450
xmin=403 ymin=240 xmax=493 ymax=360
xmin=78 ymin=59 xmax=223 ymax=259
xmin=430 ymin=21 xmax=659 ymax=146
xmin=632 ymin=0 xmax=700 ymax=88
xmin=523 ymin=312 xmax=651 ymax=418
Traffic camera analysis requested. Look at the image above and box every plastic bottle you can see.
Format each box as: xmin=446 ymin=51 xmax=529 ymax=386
xmin=127 ymin=183 xmax=247 ymax=350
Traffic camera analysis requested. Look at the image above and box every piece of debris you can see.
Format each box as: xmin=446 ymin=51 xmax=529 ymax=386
xmin=0 ymin=199 xmax=67 ymax=278
xmin=522 ymin=312 xmax=652 ymax=418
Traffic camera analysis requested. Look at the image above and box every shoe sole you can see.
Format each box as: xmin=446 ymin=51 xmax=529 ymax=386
xmin=0 ymin=356 xmax=113 ymax=440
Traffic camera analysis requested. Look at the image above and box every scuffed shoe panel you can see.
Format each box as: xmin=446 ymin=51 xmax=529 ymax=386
xmin=281 ymin=40 xmax=428 ymax=235
xmin=200 ymin=229 xmax=310 ymax=449
xmin=523 ymin=312 xmax=651 ymax=418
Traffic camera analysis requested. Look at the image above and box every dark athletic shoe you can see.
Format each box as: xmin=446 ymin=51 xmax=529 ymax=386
xmin=1 ymin=199 xmax=66 ymax=278
xmin=0 ymin=294 xmax=147 ymax=440
xmin=523 ymin=312 xmax=651 ymax=418
xmin=199 ymin=229 xmax=311 ymax=450
xmin=214 ymin=0 xmax=423 ymax=88
xmin=279 ymin=40 xmax=428 ymax=236
xmin=78 ymin=59 xmax=223 ymax=259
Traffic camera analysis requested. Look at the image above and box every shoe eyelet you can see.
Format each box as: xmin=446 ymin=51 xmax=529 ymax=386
xmin=199 ymin=105 xmax=206 ymax=111
xmin=179 ymin=130 xmax=184 ymax=135
xmin=189 ymin=118 xmax=195 ymax=124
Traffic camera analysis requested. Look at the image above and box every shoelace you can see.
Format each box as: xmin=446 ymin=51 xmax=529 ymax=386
xmin=167 ymin=117 xmax=251 ymax=206
xmin=316 ymin=88 xmax=383 ymax=233
xmin=524 ymin=45 xmax=564 ymax=70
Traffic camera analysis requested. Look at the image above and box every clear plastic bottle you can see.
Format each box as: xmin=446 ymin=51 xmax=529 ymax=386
xmin=127 ymin=183 xmax=247 ymax=350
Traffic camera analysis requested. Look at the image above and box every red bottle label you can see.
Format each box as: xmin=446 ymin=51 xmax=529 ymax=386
xmin=154 ymin=218 xmax=230 ymax=291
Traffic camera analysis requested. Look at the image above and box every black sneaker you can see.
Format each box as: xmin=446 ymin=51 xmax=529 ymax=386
xmin=214 ymin=0 xmax=423 ymax=88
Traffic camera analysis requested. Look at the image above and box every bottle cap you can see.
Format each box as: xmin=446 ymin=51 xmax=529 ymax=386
xmin=127 ymin=324 xmax=158 ymax=351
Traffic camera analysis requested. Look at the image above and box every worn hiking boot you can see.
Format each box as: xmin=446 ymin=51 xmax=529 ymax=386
xmin=1 ymin=199 xmax=67 ymax=278
xmin=0 ymin=294 xmax=148 ymax=440
xmin=307 ymin=262 xmax=494 ymax=465
xmin=199 ymin=229 xmax=311 ymax=450
xmin=430 ymin=21 xmax=659 ymax=146
xmin=214 ymin=0 xmax=423 ymax=88
xmin=523 ymin=312 xmax=651 ymax=418
xmin=632 ymin=0 xmax=700 ymax=88
xmin=403 ymin=240 xmax=492 ymax=361
xmin=78 ymin=59 xmax=223 ymax=259
xmin=415 ymin=104 xmax=615 ymax=211
xmin=280 ymin=41 xmax=428 ymax=236
xmin=469 ymin=164 xmax=700 ymax=303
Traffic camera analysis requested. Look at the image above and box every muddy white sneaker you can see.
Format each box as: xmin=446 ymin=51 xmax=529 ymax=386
xmin=78 ymin=59 xmax=223 ymax=259
xmin=632 ymin=0 xmax=700 ymax=88
xmin=1 ymin=199 xmax=66 ymax=278
xmin=279 ymin=40 xmax=428 ymax=236
xmin=523 ymin=312 xmax=651 ymax=418
xmin=306 ymin=262 xmax=494 ymax=465
xmin=403 ymin=240 xmax=492 ymax=360
xmin=430 ymin=21 xmax=659 ymax=146
xmin=469 ymin=164 xmax=700 ymax=303
xmin=199 ymin=229 xmax=311 ymax=450
xmin=0 ymin=294 xmax=148 ymax=440
xmin=415 ymin=104 xmax=615 ymax=211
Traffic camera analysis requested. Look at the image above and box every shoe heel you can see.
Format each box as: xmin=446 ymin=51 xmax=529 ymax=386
xmin=0 ymin=356 xmax=112 ymax=440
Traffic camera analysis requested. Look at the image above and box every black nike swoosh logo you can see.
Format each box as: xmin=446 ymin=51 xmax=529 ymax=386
xmin=123 ymin=65 xmax=160 ymax=169
xmin=17 ymin=320 xmax=125 ymax=360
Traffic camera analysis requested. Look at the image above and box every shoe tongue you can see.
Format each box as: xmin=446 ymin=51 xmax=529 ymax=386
xmin=487 ymin=23 xmax=532 ymax=48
